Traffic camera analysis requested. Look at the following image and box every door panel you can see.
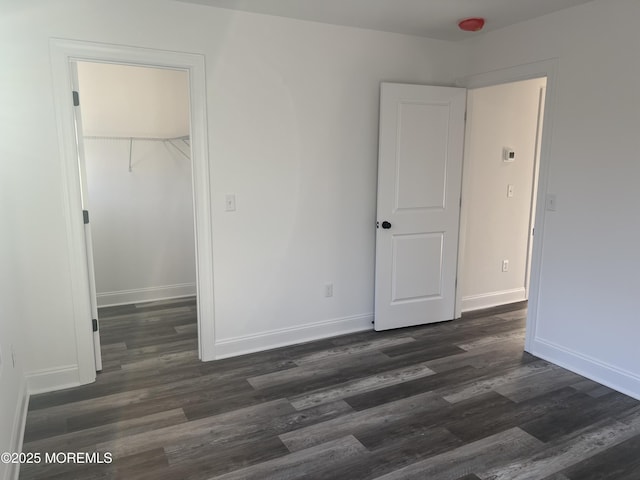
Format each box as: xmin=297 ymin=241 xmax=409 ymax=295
xmin=71 ymin=61 xmax=102 ymax=371
xmin=392 ymin=233 xmax=443 ymax=302
xmin=375 ymin=83 xmax=466 ymax=331
xmin=395 ymin=102 xmax=449 ymax=210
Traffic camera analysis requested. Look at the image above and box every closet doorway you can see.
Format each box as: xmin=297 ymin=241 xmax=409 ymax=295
xmin=73 ymin=61 xmax=199 ymax=372
xmin=51 ymin=40 xmax=215 ymax=386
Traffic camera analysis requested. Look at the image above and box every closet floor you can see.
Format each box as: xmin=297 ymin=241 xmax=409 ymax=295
xmin=20 ymin=298 xmax=640 ymax=479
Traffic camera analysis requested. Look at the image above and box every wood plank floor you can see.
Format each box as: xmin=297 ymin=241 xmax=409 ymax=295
xmin=20 ymin=298 xmax=640 ymax=479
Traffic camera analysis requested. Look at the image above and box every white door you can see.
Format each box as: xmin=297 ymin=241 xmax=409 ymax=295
xmin=71 ymin=61 xmax=103 ymax=371
xmin=374 ymin=83 xmax=466 ymax=331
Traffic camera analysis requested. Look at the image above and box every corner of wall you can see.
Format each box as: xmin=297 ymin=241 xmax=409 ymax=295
xmin=530 ymin=337 xmax=640 ymax=402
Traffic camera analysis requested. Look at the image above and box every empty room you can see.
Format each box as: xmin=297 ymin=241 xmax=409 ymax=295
xmin=1 ymin=0 xmax=639 ymax=479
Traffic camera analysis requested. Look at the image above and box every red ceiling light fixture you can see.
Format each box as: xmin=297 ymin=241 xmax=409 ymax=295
xmin=458 ymin=17 xmax=486 ymax=32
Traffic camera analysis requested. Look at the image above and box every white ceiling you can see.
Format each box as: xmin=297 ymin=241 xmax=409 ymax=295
xmin=176 ymin=0 xmax=595 ymax=41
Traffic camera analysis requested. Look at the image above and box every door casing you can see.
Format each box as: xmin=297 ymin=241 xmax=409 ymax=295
xmin=50 ymin=39 xmax=216 ymax=386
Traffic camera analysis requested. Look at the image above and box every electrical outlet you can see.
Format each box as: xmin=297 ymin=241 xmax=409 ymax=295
xmin=324 ymin=283 xmax=333 ymax=298
xmin=502 ymin=260 xmax=509 ymax=272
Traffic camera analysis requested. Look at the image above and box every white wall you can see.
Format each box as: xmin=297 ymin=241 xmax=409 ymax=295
xmin=462 ymin=0 xmax=640 ymax=398
xmin=77 ymin=63 xmax=196 ymax=307
xmin=0 ymin=0 xmax=465 ymax=387
xmin=77 ymin=62 xmax=190 ymax=138
xmin=461 ymin=78 xmax=546 ymax=311
xmin=0 ymin=155 xmax=28 ymax=480
xmin=84 ymin=139 xmax=196 ymax=306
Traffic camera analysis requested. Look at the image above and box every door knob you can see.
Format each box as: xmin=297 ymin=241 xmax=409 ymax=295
xmin=381 ymin=221 xmax=392 ymax=229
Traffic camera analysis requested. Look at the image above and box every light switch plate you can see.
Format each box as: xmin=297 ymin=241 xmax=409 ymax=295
xmin=545 ymin=194 xmax=557 ymax=211
xmin=225 ymin=194 xmax=236 ymax=212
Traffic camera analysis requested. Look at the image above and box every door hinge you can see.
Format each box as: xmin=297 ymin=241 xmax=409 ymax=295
xmin=455 ymin=278 xmax=458 ymax=288
xmin=92 ymin=318 xmax=98 ymax=332
xmin=72 ymin=90 xmax=80 ymax=107
xmin=83 ymin=210 xmax=89 ymax=224
xmin=532 ymin=227 xmax=535 ymax=236
xmin=464 ymin=110 xmax=467 ymax=122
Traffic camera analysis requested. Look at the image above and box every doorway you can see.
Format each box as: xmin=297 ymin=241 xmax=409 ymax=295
xmin=454 ymin=59 xmax=558 ymax=353
xmin=50 ymin=40 xmax=215 ymax=386
xmin=74 ymin=61 xmax=198 ymax=372
xmin=459 ymin=77 xmax=547 ymax=313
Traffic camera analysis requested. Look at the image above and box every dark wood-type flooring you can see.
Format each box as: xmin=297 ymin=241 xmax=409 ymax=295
xmin=21 ymin=298 xmax=640 ymax=479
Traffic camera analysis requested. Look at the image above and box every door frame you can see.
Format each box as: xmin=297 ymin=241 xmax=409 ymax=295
xmin=50 ymin=39 xmax=216 ymax=385
xmin=455 ymin=58 xmax=558 ymax=353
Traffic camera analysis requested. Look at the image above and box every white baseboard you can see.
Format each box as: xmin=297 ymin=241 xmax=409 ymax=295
xmin=531 ymin=337 xmax=640 ymax=401
xmin=214 ymin=313 xmax=374 ymax=359
xmin=8 ymin=382 xmax=29 ymax=480
xmin=462 ymin=287 xmax=527 ymax=312
xmin=26 ymin=365 xmax=80 ymax=395
xmin=97 ymin=283 xmax=196 ymax=307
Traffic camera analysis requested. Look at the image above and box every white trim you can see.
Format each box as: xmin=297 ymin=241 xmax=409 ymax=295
xmin=97 ymin=283 xmax=197 ymax=307
xmin=454 ymin=89 xmax=473 ymax=320
xmin=461 ymin=288 xmax=527 ymax=313
xmin=532 ymin=337 xmax=640 ymax=401
xmin=26 ymin=365 xmax=80 ymax=395
xmin=214 ymin=314 xmax=374 ymax=359
xmin=7 ymin=382 xmax=29 ymax=480
xmin=454 ymin=58 xmax=559 ymax=354
xmin=49 ymin=39 xmax=216 ymax=380
xmin=524 ymin=86 xmax=546 ymax=299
